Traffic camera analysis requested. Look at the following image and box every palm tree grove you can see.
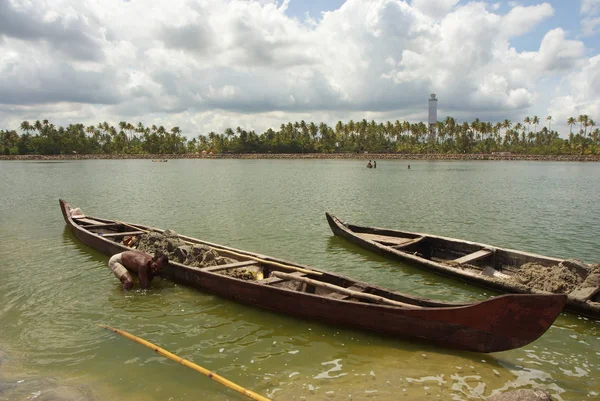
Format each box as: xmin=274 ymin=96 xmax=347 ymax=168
xmin=1 ymin=115 xmax=598 ymax=156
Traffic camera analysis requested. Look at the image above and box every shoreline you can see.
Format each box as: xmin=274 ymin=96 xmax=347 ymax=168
xmin=1 ymin=153 xmax=599 ymax=162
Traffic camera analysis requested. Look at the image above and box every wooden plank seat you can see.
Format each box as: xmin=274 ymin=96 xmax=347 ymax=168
xmin=358 ymin=233 xmax=419 ymax=246
xmin=453 ymin=249 xmax=493 ymax=265
xmin=202 ymin=260 xmax=259 ymax=273
xmin=97 ymin=231 xmax=145 ymax=237
xmin=73 ymin=216 xmax=106 ymax=225
xmin=390 ymin=236 xmax=426 ymax=250
xmin=85 ymin=222 xmax=124 ymax=229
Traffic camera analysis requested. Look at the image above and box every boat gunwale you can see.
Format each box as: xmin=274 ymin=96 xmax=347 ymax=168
xmin=340 ymin=216 xmax=564 ymax=265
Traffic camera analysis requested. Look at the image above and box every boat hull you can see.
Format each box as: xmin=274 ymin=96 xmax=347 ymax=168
xmin=60 ymin=200 xmax=566 ymax=353
xmin=326 ymin=213 xmax=599 ymax=319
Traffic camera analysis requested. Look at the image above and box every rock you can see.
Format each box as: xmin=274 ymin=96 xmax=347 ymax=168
xmin=174 ymin=245 xmax=192 ymax=263
xmin=488 ymin=389 xmax=553 ymax=401
xmin=559 ymin=259 xmax=591 ymax=280
xmin=167 ymin=238 xmax=186 ymax=252
xmin=569 ymin=274 xmax=600 ymax=302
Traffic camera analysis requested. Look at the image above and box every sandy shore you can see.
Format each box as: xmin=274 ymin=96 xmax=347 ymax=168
xmin=1 ymin=153 xmax=600 ymax=161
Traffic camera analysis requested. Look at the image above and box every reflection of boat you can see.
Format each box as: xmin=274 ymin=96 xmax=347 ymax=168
xmin=152 ymin=159 xmax=168 ymax=162
xmin=59 ymin=199 xmax=566 ymax=353
xmin=326 ymin=213 xmax=600 ymax=319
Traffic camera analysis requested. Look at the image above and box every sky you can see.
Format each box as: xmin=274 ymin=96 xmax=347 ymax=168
xmin=0 ymin=0 xmax=599 ymax=138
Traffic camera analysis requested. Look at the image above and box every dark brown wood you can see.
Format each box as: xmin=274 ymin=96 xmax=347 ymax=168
xmin=98 ymin=231 xmax=146 ymax=237
xmin=59 ymin=199 xmax=568 ymax=353
xmin=390 ymin=236 xmax=426 ymax=250
xmin=271 ymin=271 xmax=419 ymax=308
xmin=326 ymin=212 xmax=600 ymax=320
xmin=454 ymin=249 xmax=493 ymax=265
xmin=83 ymin=222 xmax=124 ymax=229
xmin=202 ymin=260 xmax=259 ymax=272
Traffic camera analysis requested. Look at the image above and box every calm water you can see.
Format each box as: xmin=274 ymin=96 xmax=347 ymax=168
xmin=0 ymin=159 xmax=599 ymax=401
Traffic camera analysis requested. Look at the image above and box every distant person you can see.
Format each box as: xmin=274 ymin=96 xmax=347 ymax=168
xmin=373 ymin=160 xmax=377 ymax=169
xmin=367 ymin=160 xmax=373 ymax=168
xmin=108 ymin=250 xmax=168 ymax=290
xmin=408 ymin=164 xmax=411 ymax=170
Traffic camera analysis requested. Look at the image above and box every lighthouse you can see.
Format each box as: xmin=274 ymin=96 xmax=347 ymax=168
xmin=428 ymin=93 xmax=438 ymax=142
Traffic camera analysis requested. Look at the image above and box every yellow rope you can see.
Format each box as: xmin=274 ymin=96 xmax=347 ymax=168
xmin=98 ymin=325 xmax=272 ymax=401
xmin=114 ymin=220 xmax=322 ymax=276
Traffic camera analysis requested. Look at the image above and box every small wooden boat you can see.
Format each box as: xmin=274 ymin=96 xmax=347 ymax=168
xmin=59 ymin=200 xmax=566 ymax=353
xmin=326 ymin=213 xmax=600 ymax=319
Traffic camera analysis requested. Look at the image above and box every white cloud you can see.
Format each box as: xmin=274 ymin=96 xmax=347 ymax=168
xmin=547 ymin=55 xmax=600 ymax=125
xmin=0 ymin=0 xmax=596 ymax=137
xmin=501 ymin=3 xmax=554 ymax=37
xmin=411 ymin=0 xmax=459 ymax=20
xmin=581 ymin=0 xmax=600 ymax=14
xmin=581 ymin=0 xmax=600 ymax=35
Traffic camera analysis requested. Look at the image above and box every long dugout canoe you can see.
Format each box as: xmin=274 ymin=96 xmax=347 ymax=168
xmin=60 ymin=200 xmax=566 ymax=353
xmin=326 ymin=212 xmax=599 ymax=319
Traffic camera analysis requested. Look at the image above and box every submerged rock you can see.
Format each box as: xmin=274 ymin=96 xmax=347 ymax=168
xmin=31 ymin=385 xmax=96 ymax=401
xmin=488 ymin=389 xmax=552 ymax=401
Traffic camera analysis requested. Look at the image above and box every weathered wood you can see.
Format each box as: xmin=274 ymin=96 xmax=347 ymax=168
xmin=357 ymin=233 xmax=417 ymax=246
xmin=73 ymin=216 xmax=105 ymax=225
xmin=270 ymin=271 xmax=421 ymax=308
xmin=326 ymin=212 xmax=600 ymax=320
xmin=85 ymin=222 xmax=124 ymax=229
xmin=260 ymin=271 xmax=305 ymax=285
xmin=454 ymin=249 xmax=492 ymax=265
xmin=202 ymin=260 xmax=259 ymax=273
xmin=98 ymin=231 xmax=145 ymax=237
xmin=327 ymin=284 xmax=369 ymax=300
xmin=569 ymin=274 xmax=600 ymax=301
xmin=391 ymin=236 xmax=426 ymax=250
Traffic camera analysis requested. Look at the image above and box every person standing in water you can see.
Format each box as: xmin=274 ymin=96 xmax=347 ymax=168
xmin=367 ymin=160 xmax=373 ymax=168
xmin=108 ymin=250 xmax=169 ymax=290
xmin=408 ymin=164 xmax=411 ymax=169
xmin=373 ymin=160 xmax=377 ymax=168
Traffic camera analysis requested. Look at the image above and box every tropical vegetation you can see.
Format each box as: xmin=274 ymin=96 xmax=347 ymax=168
xmin=1 ymin=115 xmax=598 ymax=156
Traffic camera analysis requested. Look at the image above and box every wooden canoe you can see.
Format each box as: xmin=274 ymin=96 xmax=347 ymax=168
xmin=59 ymin=199 xmax=566 ymax=353
xmin=326 ymin=213 xmax=600 ymax=319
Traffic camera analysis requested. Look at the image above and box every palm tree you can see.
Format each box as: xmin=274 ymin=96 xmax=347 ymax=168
xmin=524 ymin=116 xmax=531 ymax=133
xmin=567 ymin=117 xmax=576 ymax=134
xmin=578 ymin=114 xmax=588 ymax=135
xmin=586 ymin=119 xmax=595 ymax=137
xmin=532 ymin=116 xmax=540 ymax=134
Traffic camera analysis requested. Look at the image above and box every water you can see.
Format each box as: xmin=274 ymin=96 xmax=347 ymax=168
xmin=0 ymin=159 xmax=599 ymax=401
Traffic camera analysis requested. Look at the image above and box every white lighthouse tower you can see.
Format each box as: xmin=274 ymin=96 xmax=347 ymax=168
xmin=428 ymin=93 xmax=438 ymax=142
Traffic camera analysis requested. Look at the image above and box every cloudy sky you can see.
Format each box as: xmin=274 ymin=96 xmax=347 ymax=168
xmin=0 ymin=0 xmax=598 ymax=138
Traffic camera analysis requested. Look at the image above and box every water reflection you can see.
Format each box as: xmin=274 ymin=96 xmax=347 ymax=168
xmin=2 ymin=160 xmax=600 ymax=400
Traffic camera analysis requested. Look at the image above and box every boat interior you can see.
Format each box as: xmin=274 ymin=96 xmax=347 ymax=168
xmin=347 ymin=224 xmax=561 ymax=278
xmin=71 ymin=215 xmax=455 ymax=309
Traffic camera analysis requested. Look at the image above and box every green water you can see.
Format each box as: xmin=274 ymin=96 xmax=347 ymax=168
xmin=0 ymin=159 xmax=599 ymax=401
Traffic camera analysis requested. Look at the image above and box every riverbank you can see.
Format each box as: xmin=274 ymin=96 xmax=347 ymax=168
xmin=1 ymin=153 xmax=600 ymax=161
